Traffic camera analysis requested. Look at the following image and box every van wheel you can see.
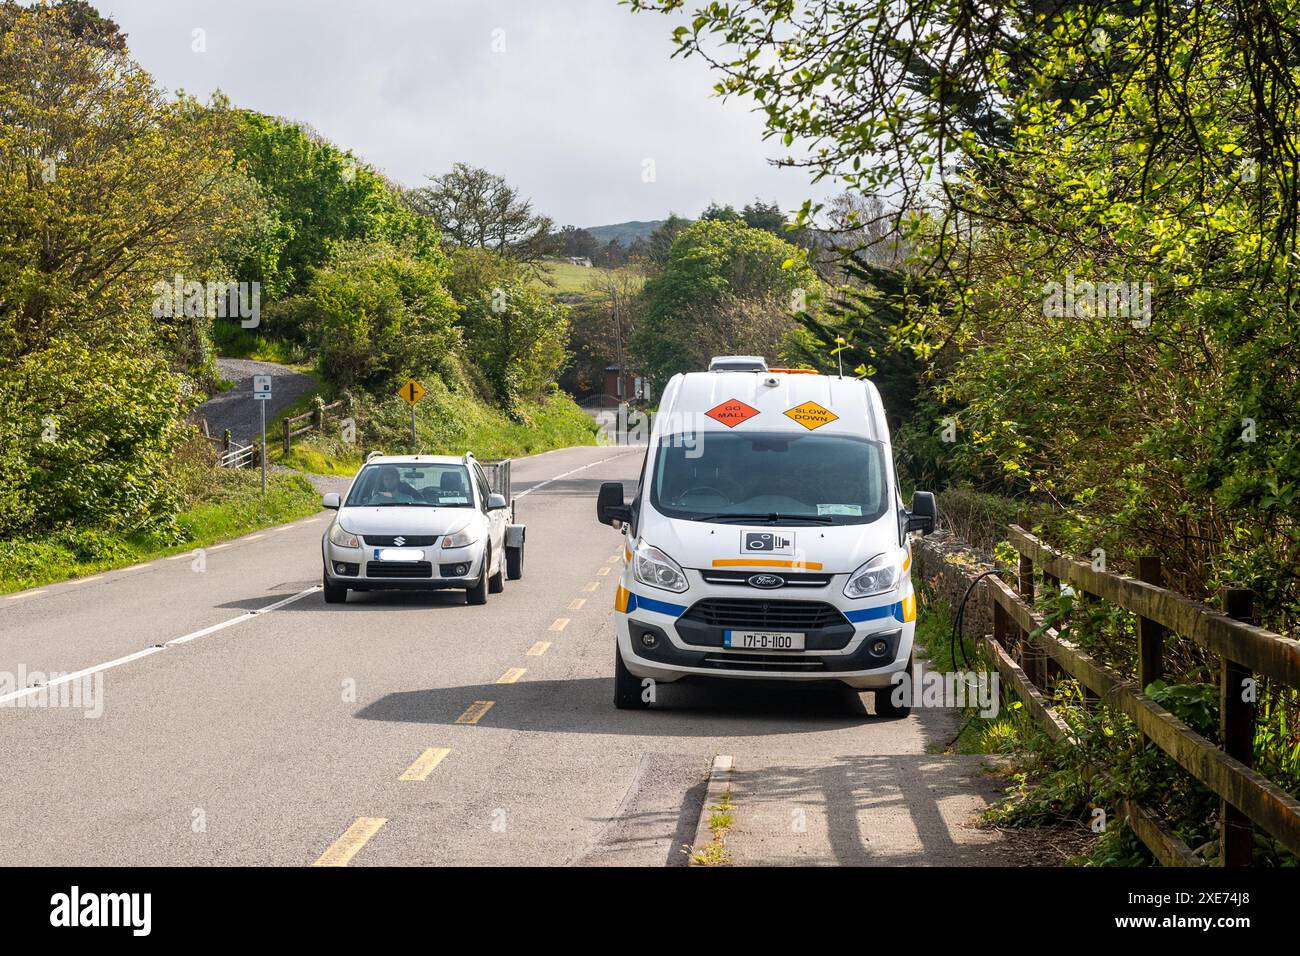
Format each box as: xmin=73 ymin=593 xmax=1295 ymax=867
xmin=322 ymin=576 xmax=348 ymax=604
xmin=614 ymin=645 xmax=650 ymax=710
xmin=505 ymin=544 xmax=523 ymax=580
xmin=466 ymin=551 xmax=489 ymax=605
xmin=488 ymin=548 xmax=505 ymax=594
xmin=872 ymin=656 xmax=913 ymax=718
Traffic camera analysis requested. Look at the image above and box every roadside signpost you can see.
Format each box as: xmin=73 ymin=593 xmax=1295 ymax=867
xmin=398 ymin=378 xmax=426 ymax=450
xmin=253 ymin=375 xmax=272 ymax=494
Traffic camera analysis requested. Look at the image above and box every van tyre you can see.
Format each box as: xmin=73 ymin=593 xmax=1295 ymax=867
xmin=505 ymin=544 xmax=523 ymax=580
xmin=466 ymin=551 xmax=489 ymax=605
xmin=872 ymin=655 xmax=913 ymax=718
xmin=614 ymin=645 xmax=650 ymax=710
xmin=322 ymin=577 xmax=348 ymax=604
xmin=488 ymin=548 xmax=505 ymax=594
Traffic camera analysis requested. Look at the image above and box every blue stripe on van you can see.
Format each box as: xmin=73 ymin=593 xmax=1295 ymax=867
xmin=844 ymin=602 xmax=904 ymax=623
xmin=632 ymin=594 xmax=687 ymax=617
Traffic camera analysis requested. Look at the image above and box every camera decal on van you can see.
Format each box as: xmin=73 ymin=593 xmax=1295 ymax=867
xmin=742 ymin=531 xmax=795 ymax=554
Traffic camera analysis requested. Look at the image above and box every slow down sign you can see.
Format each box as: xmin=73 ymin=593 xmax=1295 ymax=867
xmin=784 ymin=401 xmax=838 ymax=429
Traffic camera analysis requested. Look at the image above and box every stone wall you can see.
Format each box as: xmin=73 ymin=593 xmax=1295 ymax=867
xmin=912 ymin=530 xmax=1004 ymax=638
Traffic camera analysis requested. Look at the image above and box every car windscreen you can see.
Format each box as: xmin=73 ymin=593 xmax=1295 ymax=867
xmin=649 ymin=431 xmax=889 ymax=525
xmin=345 ymin=463 xmax=475 ymax=508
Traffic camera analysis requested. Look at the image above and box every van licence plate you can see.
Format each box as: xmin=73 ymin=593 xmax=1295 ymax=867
xmin=724 ymin=630 xmax=805 ymax=651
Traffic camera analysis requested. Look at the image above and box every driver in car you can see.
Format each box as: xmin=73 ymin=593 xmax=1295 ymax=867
xmin=369 ymin=466 xmax=417 ymax=504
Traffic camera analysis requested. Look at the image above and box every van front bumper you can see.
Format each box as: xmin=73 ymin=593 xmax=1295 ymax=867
xmin=615 ymin=586 xmax=915 ymax=690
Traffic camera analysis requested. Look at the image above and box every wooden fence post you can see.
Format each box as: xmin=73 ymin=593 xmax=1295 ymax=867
xmin=222 ymin=429 xmax=231 ymax=456
xmin=282 ymin=418 xmax=292 ymax=455
xmin=1018 ymin=553 xmax=1043 ymax=686
xmin=1220 ymin=587 xmax=1256 ymax=867
xmin=1135 ymin=556 xmax=1166 ymax=749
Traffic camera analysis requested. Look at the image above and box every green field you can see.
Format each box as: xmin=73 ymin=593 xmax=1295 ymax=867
xmin=532 ymin=260 xmax=643 ymax=296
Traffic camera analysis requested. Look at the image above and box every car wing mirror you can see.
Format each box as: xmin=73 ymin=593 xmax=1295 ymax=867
xmin=322 ymin=493 xmax=341 ymax=510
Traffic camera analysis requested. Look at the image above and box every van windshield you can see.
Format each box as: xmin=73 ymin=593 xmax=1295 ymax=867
xmin=650 ymin=431 xmax=889 ymax=525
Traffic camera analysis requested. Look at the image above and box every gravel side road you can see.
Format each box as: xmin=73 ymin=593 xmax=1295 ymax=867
xmin=197 ymin=358 xmax=319 ymax=447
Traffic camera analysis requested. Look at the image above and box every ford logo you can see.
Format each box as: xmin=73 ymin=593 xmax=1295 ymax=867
xmin=748 ymin=573 xmax=785 ymax=589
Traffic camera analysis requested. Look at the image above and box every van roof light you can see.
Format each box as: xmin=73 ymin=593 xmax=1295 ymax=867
xmin=708 ymin=355 xmax=768 ymax=372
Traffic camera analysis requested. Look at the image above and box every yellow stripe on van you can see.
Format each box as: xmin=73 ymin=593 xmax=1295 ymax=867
xmin=901 ymin=592 xmax=917 ymax=622
xmin=902 ymin=546 xmax=912 ymax=572
xmin=711 ymin=558 xmax=824 ymax=570
xmin=615 ymin=585 xmax=630 ymax=612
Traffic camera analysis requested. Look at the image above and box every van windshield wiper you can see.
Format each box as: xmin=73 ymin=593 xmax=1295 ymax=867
xmin=687 ymin=512 xmax=834 ymax=525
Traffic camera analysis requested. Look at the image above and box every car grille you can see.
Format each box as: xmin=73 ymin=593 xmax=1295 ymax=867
xmin=363 ymin=535 xmax=438 ymax=547
xmin=366 ymin=561 xmax=433 ymax=578
xmin=700 ymin=569 xmax=832 ymax=588
xmin=681 ymin=598 xmax=848 ymax=630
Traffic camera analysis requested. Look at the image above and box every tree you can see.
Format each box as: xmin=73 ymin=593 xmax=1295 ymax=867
xmin=644 ymin=213 xmax=691 ymax=269
xmin=562 ymin=267 xmax=645 ymax=397
xmin=700 ymin=202 xmax=740 ymax=222
xmin=742 ymin=199 xmax=785 ymax=235
xmin=555 ymin=225 xmax=598 ymax=260
xmin=631 ymin=220 xmax=821 ymax=386
xmin=284 ymin=240 xmax=460 ymax=391
xmin=0 ymin=4 xmax=242 ymax=537
xmin=406 ymin=163 xmax=554 ymax=267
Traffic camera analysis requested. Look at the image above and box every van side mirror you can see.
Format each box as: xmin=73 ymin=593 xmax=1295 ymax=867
xmin=596 ymin=481 xmax=633 ymax=528
xmin=907 ymin=491 xmax=936 ymax=535
xmin=322 ymin=493 xmax=341 ymax=510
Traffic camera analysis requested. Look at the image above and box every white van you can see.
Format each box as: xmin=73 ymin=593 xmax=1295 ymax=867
xmin=596 ymin=358 xmax=935 ymax=717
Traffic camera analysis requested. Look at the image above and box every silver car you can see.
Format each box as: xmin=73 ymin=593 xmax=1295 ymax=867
xmin=320 ymin=454 xmax=524 ymax=604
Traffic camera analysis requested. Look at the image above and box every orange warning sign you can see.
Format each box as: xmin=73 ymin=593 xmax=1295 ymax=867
xmin=784 ymin=401 xmax=838 ymax=430
xmin=705 ymin=399 xmax=760 ymax=427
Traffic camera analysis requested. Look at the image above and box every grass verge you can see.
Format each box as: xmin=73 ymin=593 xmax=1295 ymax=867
xmin=0 ymin=471 xmax=321 ymax=594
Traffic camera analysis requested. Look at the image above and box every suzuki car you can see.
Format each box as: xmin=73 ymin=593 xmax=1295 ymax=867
xmin=596 ymin=357 xmax=935 ymax=717
xmin=321 ymin=454 xmax=524 ymax=605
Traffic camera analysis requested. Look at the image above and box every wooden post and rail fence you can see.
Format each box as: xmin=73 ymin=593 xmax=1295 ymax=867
xmin=281 ymin=399 xmax=347 ymax=455
xmin=979 ymin=525 xmax=1300 ymax=867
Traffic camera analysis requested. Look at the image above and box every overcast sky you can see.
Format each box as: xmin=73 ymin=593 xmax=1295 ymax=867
xmin=94 ymin=0 xmax=835 ymax=228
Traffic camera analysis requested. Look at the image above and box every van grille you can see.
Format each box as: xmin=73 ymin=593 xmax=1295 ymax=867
xmin=681 ymin=599 xmax=847 ymax=630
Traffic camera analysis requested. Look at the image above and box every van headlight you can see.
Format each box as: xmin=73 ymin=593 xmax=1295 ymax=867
xmin=844 ymin=552 xmax=903 ymax=599
xmin=329 ymin=522 xmax=359 ymax=549
xmin=633 ymin=543 xmax=688 ymax=593
xmin=441 ymin=527 xmax=479 ymax=549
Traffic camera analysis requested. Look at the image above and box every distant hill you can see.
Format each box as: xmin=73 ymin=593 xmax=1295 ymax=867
xmin=584 ymin=220 xmax=664 ymax=247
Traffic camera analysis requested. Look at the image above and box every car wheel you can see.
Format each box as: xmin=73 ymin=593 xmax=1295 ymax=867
xmin=505 ymin=544 xmax=523 ymax=580
xmin=614 ymin=644 xmax=650 ymax=710
xmin=488 ymin=546 xmax=505 ymax=594
xmin=322 ymin=576 xmax=348 ymax=604
xmin=872 ymin=655 xmax=913 ymax=718
xmin=466 ymin=549 xmax=489 ymax=605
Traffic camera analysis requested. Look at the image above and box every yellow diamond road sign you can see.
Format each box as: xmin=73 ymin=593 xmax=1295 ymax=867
xmin=784 ymin=401 xmax=838 ymax=430
xmin=399 ymin=379 xmax=427 ymax=406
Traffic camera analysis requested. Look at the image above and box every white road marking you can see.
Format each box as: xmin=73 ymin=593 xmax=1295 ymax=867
xmin=514 ymin=450 xmax=639 ymax=499
xmin=0 ymin=587 xmax=320 ymax=707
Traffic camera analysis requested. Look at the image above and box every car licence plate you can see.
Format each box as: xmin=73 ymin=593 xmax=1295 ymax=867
xmin=724 ymin=630 xmax=805 ymax=651
xmin=375 ymin=548 xmax=423 ymax=562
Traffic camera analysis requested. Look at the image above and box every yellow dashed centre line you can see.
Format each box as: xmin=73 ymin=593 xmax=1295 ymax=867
xmin=583 ymin=581 xmax=600 ymax=592
xmin=496 ymin=668 xmax=526 ymax=684
xmin=455 ymin=700 xmax=495 ymax=724
xmin=313 ymin=817 xmax=387 ymax=867
xmin=568 ymin=598 xmax=586 ymax=610
xmin=596 ymin=566 xmax=610 ymax=576
xmin=526 ymin=641 xmax=551 ymax=656
xmin=399 ymin=747 xmax=451 ymax=781
xmin=549 ymin=618 xmax=569 ymax=632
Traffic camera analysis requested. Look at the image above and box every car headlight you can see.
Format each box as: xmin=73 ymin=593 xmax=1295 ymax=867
xmin=329 ymin=522 xmax=359 ymax=549
xmin=441 ymin=527 xmax=479 ymax=549
xmin=633 ymin=542 xmax=688 ymax=593
xmin=844 ymin=551 xmax=904 ymax=599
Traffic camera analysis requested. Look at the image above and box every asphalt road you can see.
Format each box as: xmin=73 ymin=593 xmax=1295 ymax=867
xmin=0 ymin=444 xmax=963 ymax=867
